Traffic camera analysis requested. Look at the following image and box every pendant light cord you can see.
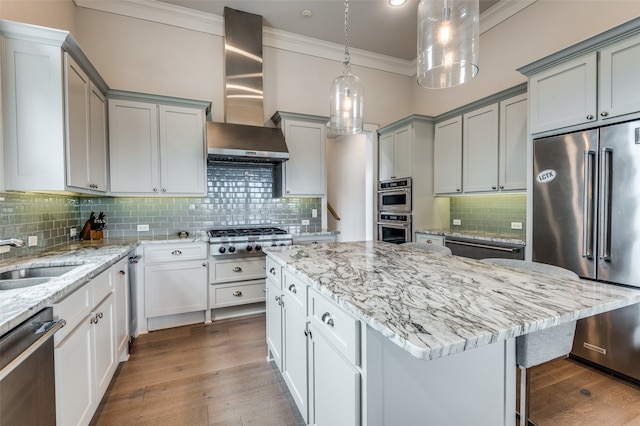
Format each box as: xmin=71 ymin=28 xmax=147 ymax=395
xmin=343 ymin=0 xmax=351 ymax=74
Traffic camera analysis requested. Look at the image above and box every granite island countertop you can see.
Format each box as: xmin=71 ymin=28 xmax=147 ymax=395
xmin=265 ymin=241 xmax=640 ymax=361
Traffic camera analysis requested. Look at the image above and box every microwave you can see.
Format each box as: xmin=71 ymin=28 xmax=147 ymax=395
xmin=378 ymin=178 xmax=412 ymax=212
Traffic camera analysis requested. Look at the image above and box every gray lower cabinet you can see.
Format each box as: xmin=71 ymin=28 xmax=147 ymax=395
xmin=265 ymin=257 xmax=361 ymax=425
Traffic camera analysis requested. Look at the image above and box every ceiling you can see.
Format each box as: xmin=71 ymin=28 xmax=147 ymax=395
xmin=156 ymin=0 xmax=500 ymax=61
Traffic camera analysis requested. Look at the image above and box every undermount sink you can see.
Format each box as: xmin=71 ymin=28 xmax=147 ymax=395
xmin=0 ymin=264 xmax=83 ymax=290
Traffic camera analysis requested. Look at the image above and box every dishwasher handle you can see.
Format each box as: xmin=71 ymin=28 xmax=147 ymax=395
xmin=0 ymin=319 xmax=66 ymax=381
xmin=445 ymin=239 xmax=521 ymax=253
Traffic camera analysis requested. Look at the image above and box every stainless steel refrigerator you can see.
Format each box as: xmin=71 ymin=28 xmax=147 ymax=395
xmin=532 ymin=120 xmax=640 ymax=382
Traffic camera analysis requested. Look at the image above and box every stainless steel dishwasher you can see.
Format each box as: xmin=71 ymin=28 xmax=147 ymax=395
xmin=0 ymin=307 xmax=66 ymax=425
xmin=445 ymin=237 xmax=525 ymax=260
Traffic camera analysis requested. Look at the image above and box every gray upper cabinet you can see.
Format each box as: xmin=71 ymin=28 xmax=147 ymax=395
xmin=498 ymin=93 xmax=527 ymax=191
xmin=1 ymin=21 xmax=109 ymax=194
xmin=462 ymin=103 xmax=499 ymax=193
xmin=378 ymin=124 xmax=412 ymax=181
xmin=434 ymin=116 xmax=463 ymax=194
xmin=108 ymin=95 xmax=208 ymax=196
xmin=522 ymin=20 xmax=640 ymax=135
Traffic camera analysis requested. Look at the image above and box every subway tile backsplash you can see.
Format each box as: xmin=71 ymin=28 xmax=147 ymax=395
xmin=448 ymin=194 xmax=526 ymax=238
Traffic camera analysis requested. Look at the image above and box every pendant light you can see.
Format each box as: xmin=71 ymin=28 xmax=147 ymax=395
xmin=417 ymin=0 xmax=479 ymax=89
xmin=330 ymin=0 xmax=364 ymax=135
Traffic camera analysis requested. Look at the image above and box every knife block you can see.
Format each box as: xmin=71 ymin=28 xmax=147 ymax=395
xmin=80 ymin=221 xmax=103 ymax=240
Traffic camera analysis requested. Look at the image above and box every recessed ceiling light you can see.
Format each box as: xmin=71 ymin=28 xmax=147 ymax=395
xmin=302 ymin=9 xmax=313 ymax=17
xmin=389 ymin=0 xmax=407 ymax=6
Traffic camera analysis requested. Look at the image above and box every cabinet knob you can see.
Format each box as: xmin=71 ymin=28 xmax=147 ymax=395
xmin=162 ymin=188 xmax=167 ymax=192
xmin=172 ymin=250 xmax=182 ymax=255
xmin=500 ymin=185 xmax=504 ymax=189
xmin=202 ymin=263 xmax=207 ymax=267
xmin=586 ymin=114 xmax=594 ymax=120
xmin=492 ymin=186 xmax=497 ymax=190
xmin=456 ymin=188 xmax=461 ymax=192
xmin=426 ymin=239 xmax=433 ymax=244
xmin=288 ymin=284 xmax=297 ymax=294
xmin=321 ymin=312 xmax=335 ymax=327
xmin=232 ymin=290 xmax=243 ymax=297
xmin=600 ymin=111 xmax=609 ymax=117
xmin=153 ymin=188 xmax=158 ymax=192
xmin=233 ymin=266 xmax=243 ymax=273
xmin=269 ymin=267 xmax=276 ymax=275
xmin=286 ymin=189 xmax=291 ymax=194
xmin=119 ymin=270 xmax=125 ymax=275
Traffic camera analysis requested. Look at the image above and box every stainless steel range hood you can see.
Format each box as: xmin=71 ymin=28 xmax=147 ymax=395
xmin=207 ymin=7 xmax=288 ymax=164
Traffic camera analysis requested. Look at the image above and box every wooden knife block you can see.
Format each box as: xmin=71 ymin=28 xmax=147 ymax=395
xmin=80 ymin=221 xmax=103 ymax=240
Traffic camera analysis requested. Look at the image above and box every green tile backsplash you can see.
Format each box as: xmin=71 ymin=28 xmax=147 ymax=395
xmin=448 ymin=194 xmax=526 ymax=238
xmin=0 ymin=164 xmax=321 ymax=259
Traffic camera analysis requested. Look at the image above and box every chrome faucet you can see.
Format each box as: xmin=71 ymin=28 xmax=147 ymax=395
xmin=0 ymin=238 xmax=26 ymax=248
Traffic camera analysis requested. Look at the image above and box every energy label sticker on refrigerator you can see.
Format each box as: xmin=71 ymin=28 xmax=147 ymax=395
xmin=536 ymin=169 xmax=557 ymax=183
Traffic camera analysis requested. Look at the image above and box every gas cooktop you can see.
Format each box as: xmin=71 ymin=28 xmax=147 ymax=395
xmin=208 ymin=227 xmax=292 ymax=256
xmin=207 ymin=227 xmax=289 ymax=238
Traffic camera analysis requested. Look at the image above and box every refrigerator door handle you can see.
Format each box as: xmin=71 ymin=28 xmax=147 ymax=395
xmin=599 ymin=147 xmax=613 ymax=261
xmin=583 ymin=150 xmax=596 ymax=259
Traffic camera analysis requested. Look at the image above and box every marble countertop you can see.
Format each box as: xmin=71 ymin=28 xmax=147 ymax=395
xmin=414 ymin=228 xmax=526 ymax=245
xmin=0 ymin=237 xmax=211 ymax=337
xmin=265 ymin=241 xmax=640 ymax=361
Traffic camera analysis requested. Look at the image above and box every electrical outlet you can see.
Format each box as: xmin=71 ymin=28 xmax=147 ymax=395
xmin=70 ymin=227 xmax=77 ymax=237
xmin=137 ymin=224 xmax=150 ymax=232
xmin=452 ymin=219 xmax=462 ymax=226
xmin=28 ymin=236 xmax=38 ymax=246
xmin=511 ymin=222 xmax=523 ymax=230
xmin=302 ymin=219 xmax=310 ymax=225
xmin=312 ymin=209 xmax=318 ymax=218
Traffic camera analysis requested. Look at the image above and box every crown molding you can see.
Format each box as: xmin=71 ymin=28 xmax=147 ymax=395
xmin=74 ymin=0 xmax=534 ymax=77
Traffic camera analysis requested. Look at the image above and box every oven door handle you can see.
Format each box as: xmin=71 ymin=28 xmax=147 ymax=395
xmin=445 ymin=239 xmax=521 ymax=253
xmin=377 ymin=222 xmax=410 ymax=228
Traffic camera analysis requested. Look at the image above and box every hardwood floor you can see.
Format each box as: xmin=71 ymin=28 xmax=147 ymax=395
xmin=92 ymin=313 xmax=640 ymax=426
xmin=91 ymin=314 xmax=304 ymax=426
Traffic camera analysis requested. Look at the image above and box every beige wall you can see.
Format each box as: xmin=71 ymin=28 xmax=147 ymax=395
xmin=3 ymin=1 xmax=640 ymax=126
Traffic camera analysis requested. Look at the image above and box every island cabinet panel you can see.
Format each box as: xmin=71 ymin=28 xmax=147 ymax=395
xmin=364 ymin=326 xmax=515 ymax=426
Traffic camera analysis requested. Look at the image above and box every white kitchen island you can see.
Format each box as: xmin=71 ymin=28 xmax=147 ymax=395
xmin=265 ymin=241 xmax=640 ymax=425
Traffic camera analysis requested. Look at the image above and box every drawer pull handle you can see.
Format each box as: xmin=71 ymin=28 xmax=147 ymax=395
xmin=321 ymin=312 xmax=334 ymax=327
xmin=269 ymin=267 xmax=276 ymax=275
xmin=288 ymin=284 xmax=297 ymax=294
xmin=119 ymin=270 xmax=125 ymax=275
xmin=426 ymin=239 xmax=432 ymax=244
xmin=233 ymin=266 xmax=243 ymax=273
xmin=232 ymin=291 xmax=243 ymax=297
xmin=172 ymin=250 xmax=182 ymax=255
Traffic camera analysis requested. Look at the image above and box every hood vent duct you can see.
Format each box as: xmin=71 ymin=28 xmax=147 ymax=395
xmin=207 ymin=7 xmax=289 ymax=164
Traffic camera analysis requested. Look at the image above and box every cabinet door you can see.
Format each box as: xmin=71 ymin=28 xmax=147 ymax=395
xmin=4 ymin=38 xmax=66 ymax=190
xmin=266 ymin=278 xmax=283 ymax=370
xmin=93 ymin=293 xmax=117 ymax=401
xmin=283 ymin=119 xmax=326 ymax=196
xmin=392 ymin=125 xmax=412 ymax=179
xmin=310 ymin=325 xmax=360 ymax=426
xmin=89 ymin=83 xmax=108 ymax=192
xmin=145 ymin=261 xmax=207 ymax=317
xmin=283 ymin=303 xmax=309 ymax=423
xmin=109 ymin=100 xmax=159 ymax=193
xmin=55 ymin=318 xmax=95 ymax=426
xmin=463 ymin=104 xmax=499 ymax=193
xmin=599 ymin=33 xmax=640 ymax=120
xmin=379 ymin=132 xmax=394 ymax=181
xmin=66 ymin=55 xmax=91 ymax=191
xmin=113 ymin=257 xmax=129 ymax=361
xmin=158 ymin=105 xmax=205 ymax=195
xmin=434 ymin=116 xmax=462 ymax=194
xmin=499 ymin=94 xmax=527 ymax=191
xmin=528 ymin=53 xmax=597 ymax=134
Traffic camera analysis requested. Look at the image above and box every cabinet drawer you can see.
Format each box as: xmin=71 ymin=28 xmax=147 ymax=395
xmin=212 ymin=257 xmax=266 ymax=283
xmin=309 ymin=288 xmax=360 ymax=366
xmin=283 ymin=270 xmax=307 ymax=314
xmin=92 ymin=268 xmax=113 ymax=306
xmin=265 ymin=256 xmax=282 ymax=285
xmin=210 ymin=280 xmax=266 ymax=308
xmin=54 ymin=282 xmax=92 ymax=344
xmin=414 ymin=233 xmax=445 ymax=246
xmin=144 ymin=243 xmax=207 ymax=263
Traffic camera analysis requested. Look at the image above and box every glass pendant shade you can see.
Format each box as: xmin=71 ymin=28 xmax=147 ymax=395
xmin=330 ymin=70 xmax=364 ymax=135
xmin=417 ymin=0 xmax=479 ymax=89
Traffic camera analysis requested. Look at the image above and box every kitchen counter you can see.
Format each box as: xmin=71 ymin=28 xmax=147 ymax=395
xmin=0 ymin=236 xmax=210 ymax=337
xmin=415 ymin=228 xmax=526 ymax=245
xmin=265 ymin=241 xmax=640 ymax=360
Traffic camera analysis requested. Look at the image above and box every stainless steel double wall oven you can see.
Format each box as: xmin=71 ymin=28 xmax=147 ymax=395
xmin=377 ymin=178 xmax=412 ymax=244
